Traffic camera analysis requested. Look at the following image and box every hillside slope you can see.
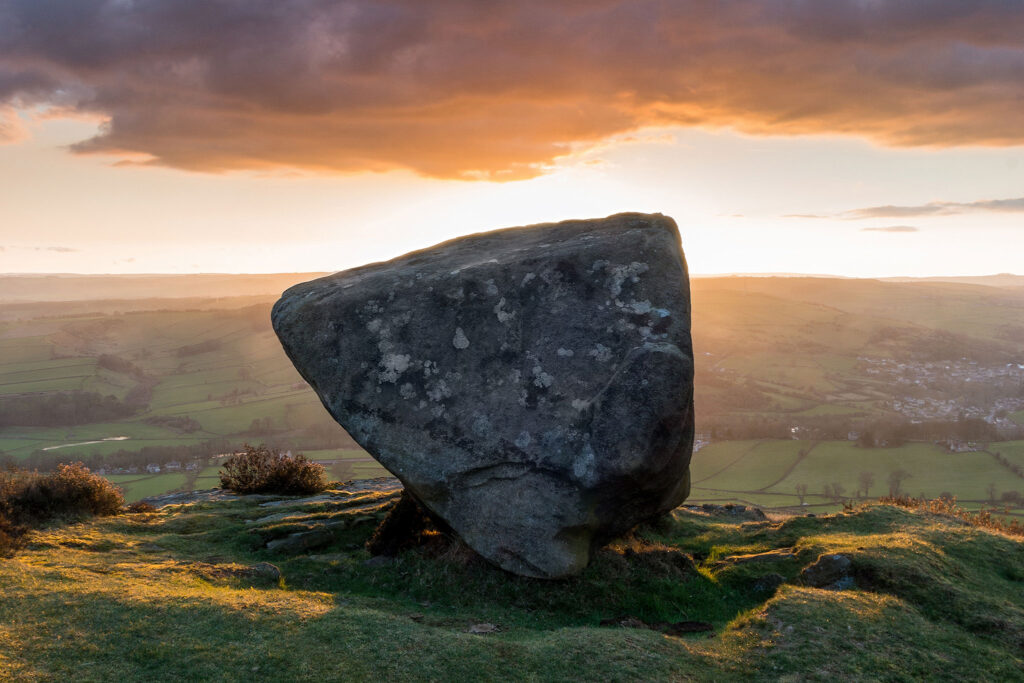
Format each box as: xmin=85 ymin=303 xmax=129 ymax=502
xmin=1 ymin=487 xmax=1022 ymax=681
xmin=4 ymin=275 xmax=1024 ymax=506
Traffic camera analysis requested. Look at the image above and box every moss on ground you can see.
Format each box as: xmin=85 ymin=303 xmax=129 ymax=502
xmin=1 ymin=496 xmax=1022 ymax=681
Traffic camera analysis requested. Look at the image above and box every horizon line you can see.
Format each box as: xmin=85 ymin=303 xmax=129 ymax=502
xmin=0 ymin=271 xmax=1021 ymax=280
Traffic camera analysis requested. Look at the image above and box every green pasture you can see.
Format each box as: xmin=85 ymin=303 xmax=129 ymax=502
xmin=770 ymin=442 xmax=1014 ymax=501
xmin=103 ymin=474 xmax=152 ymax=485
xmin=3 ymin=286 xmax=1024 ymax=517
xmin=761 ymin=392 xmax=813 ymax=411
xmin=792 ymin=403 xmax=867 ymax=417
xmin=304 ymin=447 xmax=388 ymax=480
xmin=716 ymin=352 xmax=838 ymax=394
xmin=0 ymin=356 xmax=95 ymax=378
xmin=0 ymin=335 xmax=54 ymax=364
xmin=995 ymin=441 xmax=1024 ymax=468
xmin=161 ymin=390 xmax=315 ymax=435
xmin=148 ymin=373 xmax=264 ymax=410
xmin=98 ymin=472 xmax=190 ymax=501
xmin=0 ymin=421 xmax=207 ymax=461
xmin=689 ymin=440 xmax=759 ymax=483
xmin=0 ymin=375 xmax=91 ymax=396
xmin=686 ymin=439 xmax=1024 ymax=515
xmin=693 ymin=440 xmax=807 ymax=491
xmin=80 ymin=367 xmax=139 ymax=399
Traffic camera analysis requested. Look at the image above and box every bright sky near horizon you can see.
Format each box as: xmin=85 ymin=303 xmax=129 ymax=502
xmin=1 ymin=1 xmax=1022 ymax=277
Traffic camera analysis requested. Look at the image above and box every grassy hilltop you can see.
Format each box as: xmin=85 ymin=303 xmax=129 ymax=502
xmin=1 ymin=487 xmax=1022 ymax=681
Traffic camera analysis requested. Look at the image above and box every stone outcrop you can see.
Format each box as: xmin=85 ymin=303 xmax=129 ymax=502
xmin=271 ymin=212 xmax=695 ymax=578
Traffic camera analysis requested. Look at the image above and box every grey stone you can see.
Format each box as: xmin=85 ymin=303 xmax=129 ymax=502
xmin=801 ymin=553 xmax=853 ymax=588
xmin=752 ymin=573 xmax=786 ymax=592
xmin=249 ymin=562 xmax=282 ymax=582
xmin=272 ymin=213 xmax=695 ymax=578
xmin=265 ymin=520 xmax=348 ymax=554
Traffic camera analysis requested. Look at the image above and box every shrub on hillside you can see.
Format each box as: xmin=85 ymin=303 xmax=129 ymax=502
xmin=219 ymin=445 xmax=326 ymax=495
xmin=4 ymin=463 xmax=124 ymax=520
xmin=1 ymin=463 xmax=124 ymax=556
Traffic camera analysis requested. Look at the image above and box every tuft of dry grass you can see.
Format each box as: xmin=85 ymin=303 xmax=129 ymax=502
xmin=878 ymin=494 xmax=1024 ymax=537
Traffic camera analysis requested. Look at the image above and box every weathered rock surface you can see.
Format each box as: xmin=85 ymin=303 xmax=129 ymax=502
xmin=801 ymin=553 xmax=854 ymax=589
xmin=272 ymin=213 xmax=694 ymax=578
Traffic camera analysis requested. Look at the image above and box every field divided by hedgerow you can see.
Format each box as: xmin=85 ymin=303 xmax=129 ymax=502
xmin=689 ymin=439 xmax=1024 ymax=514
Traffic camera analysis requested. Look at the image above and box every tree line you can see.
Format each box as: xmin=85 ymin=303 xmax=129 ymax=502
xmin=704 ymin=414 xmax=1021 ymax=444
xmin=0 ymin=392 xmax=137 ymax=427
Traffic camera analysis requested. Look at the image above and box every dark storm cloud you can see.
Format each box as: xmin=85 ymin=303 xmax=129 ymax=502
xmin=1 ymin=0 xmax=1023 ymax=179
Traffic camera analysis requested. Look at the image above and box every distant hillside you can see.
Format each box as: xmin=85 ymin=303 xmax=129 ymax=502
xmin=3 ymin=274 xmax=1024 ymax=505
xmin=4 ymin=271 xmax=1021 ymax=303
xmin=0 ymin=273 xmax=330 ymax=303
xmin=881 ymin=273 xmax=1024 ymax=288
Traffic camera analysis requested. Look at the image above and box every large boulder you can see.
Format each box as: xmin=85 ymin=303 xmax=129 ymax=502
xmin=271 ymin=212 xmax=694 ymax=578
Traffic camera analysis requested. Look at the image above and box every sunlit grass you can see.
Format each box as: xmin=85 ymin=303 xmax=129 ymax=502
xmin=2 ymin=494 xmax=1023 ymax=680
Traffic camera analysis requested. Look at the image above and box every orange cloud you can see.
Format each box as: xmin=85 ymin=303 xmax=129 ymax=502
xmin=1 ymin=1 xmax=1023 ymax=179
xmin=0 ymin=105 xmax=26 ymax=143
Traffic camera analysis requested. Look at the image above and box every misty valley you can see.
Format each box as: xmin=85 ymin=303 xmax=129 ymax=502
xmin=3 ymin=273 xmax=1024 ymax=518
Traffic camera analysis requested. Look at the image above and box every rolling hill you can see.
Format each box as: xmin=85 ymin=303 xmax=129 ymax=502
xmin=2 ymin=274 xmax=1023 ymax=507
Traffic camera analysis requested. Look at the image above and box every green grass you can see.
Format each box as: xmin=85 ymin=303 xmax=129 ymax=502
xmin=0 ymin=305 xmax=351 ymax=469
xmin=2 ymin=496 xmax=1023 ymax=680
xmin=690 ymin=440 xmax=762 ymax=483
xmin=791 ymin=403 xmax=866 ymax=417
xmin=995 ymin=441 xmax=1024 ymax=468
xmin=114 ymin=473 xmax=189 ymax=501
xmin=0 ymin=422 xmax=208 ymax=461
xmin=162 ymin=391 xmax=316 ymax=435
xmin=0 ymin=358 xmax=96 ymax=384
xmin=687 ymin=440 xmax=1024 ymax=515
xmin=770 ymin=442 xmax=1013 ymax=501
xmin=3 ymin=286 xmax=1024 ymax=517
xmin=0 ymin=336 xmax=55 ymax=364
xmin=694 ymin=440 xmax=807 ymax=492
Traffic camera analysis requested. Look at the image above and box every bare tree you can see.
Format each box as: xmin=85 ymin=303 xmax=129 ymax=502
xmin=825 ymin=482 xmax=846 ymax=502
xmin=796 ymin=483 xmax=808 ymax=505
xmin=987 ymin=482 xmax=997 ymax=504
xmin=858 ymin=471 xmax=875 ymax=498
xmin=888 ymin=469 xmax=911 ymax=496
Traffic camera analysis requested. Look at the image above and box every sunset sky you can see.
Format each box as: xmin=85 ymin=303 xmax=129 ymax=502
xmin=1 ymin=0 xmax=1022 ymax=277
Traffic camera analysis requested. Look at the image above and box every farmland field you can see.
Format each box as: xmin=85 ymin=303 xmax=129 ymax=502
xmin=3 ymin=275 xmax=1024 ymax=511
xmin=688 ymin=439 xmax=1024 ymax=517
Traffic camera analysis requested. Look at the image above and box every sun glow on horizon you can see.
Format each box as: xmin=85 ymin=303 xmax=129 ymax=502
xmin=2 ymin=115 xmax=1021 ymax=278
